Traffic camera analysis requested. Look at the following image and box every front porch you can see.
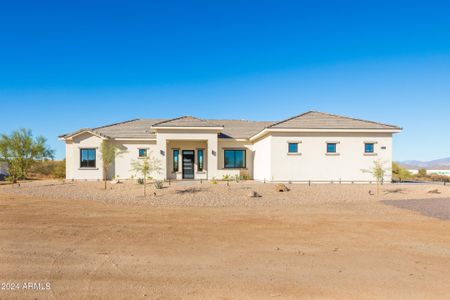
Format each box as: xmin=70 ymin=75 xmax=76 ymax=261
xmin=166 ymin=140 xmax=208 ymax=180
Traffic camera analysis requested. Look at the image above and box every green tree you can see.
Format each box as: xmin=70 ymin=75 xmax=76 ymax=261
xmin=100 ymin=140 xmax=123 ymax=190
xmin=362 ymin=160 xmax=391 ymax=196
xmin=417 ymin=168 xmax=427 ymax=178
xmin=0 ymin=129 xmax=54 ymax=182
xmin=392 ymin=162 xmax=412 ymax=181
xmin=130 ymin=153 xmax=162 ymax=198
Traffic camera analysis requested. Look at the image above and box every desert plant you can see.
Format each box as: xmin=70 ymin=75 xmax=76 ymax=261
xmin=137 ymin=178 xmax=144 ymax=184
xmin=235 ymin=174 xmax=240 ymax=183
xmin=0 ymin=128 xmax=54 ymax=183
xmin=417 ymin=168 xmax=427 ymax=178
xmin=392 ymin=162 xmax=412 ymax=181
xmin=240 ymin=174 xmax=250 ymax=181
xmin=211 ymin=177 xmax=217 ymax=184
xmin=52 ymin=160 xmax=66 ymax=178
xmin=100 ymin=140 xmax=124 ymax=190
xmin=131 ymin=153 xmax=162 ymax=197
xmin=361 ymin=160 xmax=391 ymax=196
xmin=154 ymin=180 xmax=164 ymax=189
xmin=222 ymin=174 xmax=232 ymax=181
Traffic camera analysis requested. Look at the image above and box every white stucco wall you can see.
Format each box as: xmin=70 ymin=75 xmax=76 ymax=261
xmin=216 ymin=139 xmax=253 ymax=179
xmin=252 ymin=136 xmax=271 ymax=181
xmin=65 ymin=133 xmax=103 ymax=180
xmin=63 ymin=129 xmax=396 ymax=182
xmin=269 ymin=132 xmax=393 ymax=182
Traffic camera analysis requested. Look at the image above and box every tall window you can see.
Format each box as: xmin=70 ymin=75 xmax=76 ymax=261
xmin=326 ymin=143 xmax=337 ymax=154
xmin=288 ymin=143 xmax=298 ymax=153
xmin=198 ymin=149 xmax=204 ymax=171
xmin=138 ymin=148 xmax=147 ymax=158
xmin=80 ymin=149 xmax=96 ymax=168
xmin=365 ymin=143 xmax=375 ymax=153
xmin=173 ymin=149 xmax=179 ymax=172
xmin=224 ymin=149 xmax=246 ymax=168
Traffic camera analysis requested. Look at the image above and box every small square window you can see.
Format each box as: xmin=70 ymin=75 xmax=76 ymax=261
xmin=327 ymin=143 xmax=337 ymax=153
xmin=288 ymin=143 xmax=298 ymax=153
xmin=365 ymin=143 xmax=375 ymax=153
xmin=138 ymin=149 xmax=147 ymax=158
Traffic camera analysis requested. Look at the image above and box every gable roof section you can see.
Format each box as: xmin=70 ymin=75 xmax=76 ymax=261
xmin=151 ymin=116 xmax=223 ymax=128
xmin=59 ymin=119 xmax=166 ymax=139
xmin=268 ymin=111 xmax=401 ymax=130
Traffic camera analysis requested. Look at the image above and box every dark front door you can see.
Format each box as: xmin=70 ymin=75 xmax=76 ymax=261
xmin=182 ymin=150 xmax=195 ymax=179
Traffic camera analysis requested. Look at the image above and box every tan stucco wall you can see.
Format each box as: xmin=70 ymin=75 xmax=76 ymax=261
xmin=65 ymin=133 xmax=103 ymax=180
xmin=216 ymin=139 xmax=253 ymax=180
xmin=166 ymin=140 xmax=208 ymax=180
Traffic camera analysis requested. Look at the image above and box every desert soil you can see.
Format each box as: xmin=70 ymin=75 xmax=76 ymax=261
xmin=1 ymin=181 xmax=450 ymax=299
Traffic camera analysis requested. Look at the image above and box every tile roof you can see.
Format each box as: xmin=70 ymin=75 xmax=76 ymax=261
xmin=268 ymin=111 xmax=401 ymax=130
xmin=59 ymin=111 xmax=400 ymax=140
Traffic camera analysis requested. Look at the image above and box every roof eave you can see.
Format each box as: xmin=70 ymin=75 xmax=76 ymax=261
xmin=250 ymin=127 xmax=402 ymax=141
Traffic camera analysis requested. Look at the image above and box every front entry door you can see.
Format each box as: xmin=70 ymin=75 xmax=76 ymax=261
xmin=182 ymin=150 xmax=195 ymax=179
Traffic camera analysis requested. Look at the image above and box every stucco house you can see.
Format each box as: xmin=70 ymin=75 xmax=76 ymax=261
xmin=59 ymin=111 xmax=402 ymax=182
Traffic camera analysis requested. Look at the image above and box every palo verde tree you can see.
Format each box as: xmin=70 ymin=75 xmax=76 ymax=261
xmin=0 ymin=128 xmax=54 ymax=182
xmin=100 ymin=140 xmax=123 ymax=190
xmin=361 ymin=160 xmax=391 ymax=196
xmin=130 ymin=152 xmax=162 ymax=198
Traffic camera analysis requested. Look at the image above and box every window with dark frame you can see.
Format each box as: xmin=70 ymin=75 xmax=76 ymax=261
xmin=365 ymin=143 xmax=375 ymax=153
xmin=80 ymin=148 xmax=96 ymax=168
xmin=326 ymin=143 xmax=337 ymax=153
xmin=173 ymin=149 xmax=179 ymax=172
xmin=288 ymin=143 xmax=298 ymax=153
xmin=198 ymin=149 xmax=204 ymax=171
xmin=224 ymin=149 xmax=246 ymax=168
xmin=138 ymin=148 xmax=147 ymax=158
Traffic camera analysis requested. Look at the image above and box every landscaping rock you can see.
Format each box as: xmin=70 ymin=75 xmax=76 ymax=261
xmin=275 ymin=183 xmax=289 ymax=192
xmin=248 ymin=191 xmax=261 ymax=198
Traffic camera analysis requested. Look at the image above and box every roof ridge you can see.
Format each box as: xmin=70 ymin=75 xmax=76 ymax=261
xmin=92 ymin=118 xmax=141 ymax=131
xmin=267 ymin=111 xmax=313 ymax=128
xmin=151 ymin=116 xmax=188 ymax=126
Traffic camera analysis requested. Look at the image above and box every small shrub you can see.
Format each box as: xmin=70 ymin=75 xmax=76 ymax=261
xmin=211 ymin=177 xmax=217 ymax=184
xmin=137 ymin=178 xmax=144 ymax=184
xmin=235 ymin=174 xmax=240 ymax=183
xmin=222 ymin=174 xmax=232 ymax=181
xmin=240 ymin=174 xmax=250 ymax=181
xmin=154 ymin=180 xmax=164 ymax=189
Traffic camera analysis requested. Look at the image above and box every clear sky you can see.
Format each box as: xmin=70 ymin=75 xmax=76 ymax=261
xmin=1 ymin=0 xmax=449 ymax=161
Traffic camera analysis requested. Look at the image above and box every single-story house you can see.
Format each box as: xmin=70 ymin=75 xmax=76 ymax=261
xmin=59 ymin=111 xmax=402 ymax=182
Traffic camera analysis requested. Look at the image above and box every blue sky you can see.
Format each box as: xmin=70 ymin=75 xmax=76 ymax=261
xmin=1 ymin=0 xmax=449 ymax=161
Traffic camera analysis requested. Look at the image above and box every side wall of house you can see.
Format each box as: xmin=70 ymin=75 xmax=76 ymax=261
xmin=252 ymin=136 xmax=272 ymax=181
xmin=269 ymin=132 xmax=393 ymax=182
xmin=65 ymin=133 xmax=103 ymax=180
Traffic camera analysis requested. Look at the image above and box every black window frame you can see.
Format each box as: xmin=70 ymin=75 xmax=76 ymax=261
xmin=138 ymin=148 xmax=148 ymax=158
xmin=80 ymin=148 xmax=96 ymax=168
xmin=326 ymin=143 xmax=337 ymax=154
xmin=197 ymin=149 xmax=204 ymax=171
xmin=365 ymin=143 xmax=375 ymax=153
xmin=173 ymin=149 xmax=179 ymax=172
xmin=224 ymin=149 xmax=246 ymax=169
xmin=288 ymin=143 xmax=298 ymax=153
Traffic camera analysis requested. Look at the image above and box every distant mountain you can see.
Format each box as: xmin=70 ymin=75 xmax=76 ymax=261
xmin=398 ymin=157 xmax=450 ymax=170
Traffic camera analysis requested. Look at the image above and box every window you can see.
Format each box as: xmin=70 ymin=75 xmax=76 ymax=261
xmin=173 ymin=149 xmax=179 ymax=172
xmin=365 ymin=143 xmax=375 ymax=153
xmin=224 ymin=149 xmax=246 ymax=168
xmin=138 ymin=148 xmax=147 ymax=158
xmin=326 ymin=143 xmax=337 ymax=154
xmin=288 ymin=143 xmax=298 ymax=153
xmin=80 ymin=149 xmax=96 ymax=168
xmin=197 ymin=149 xmax=204 ymax=171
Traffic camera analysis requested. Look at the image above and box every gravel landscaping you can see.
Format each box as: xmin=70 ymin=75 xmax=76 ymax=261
xmin=383 ymin=198 xmax=450 ymax=220
xmin=1 ymin=179 xmax=449 ymax=207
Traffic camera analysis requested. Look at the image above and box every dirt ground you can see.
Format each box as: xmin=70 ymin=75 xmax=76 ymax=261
xmin=1 ymin=182 xmax=450 ymax=299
